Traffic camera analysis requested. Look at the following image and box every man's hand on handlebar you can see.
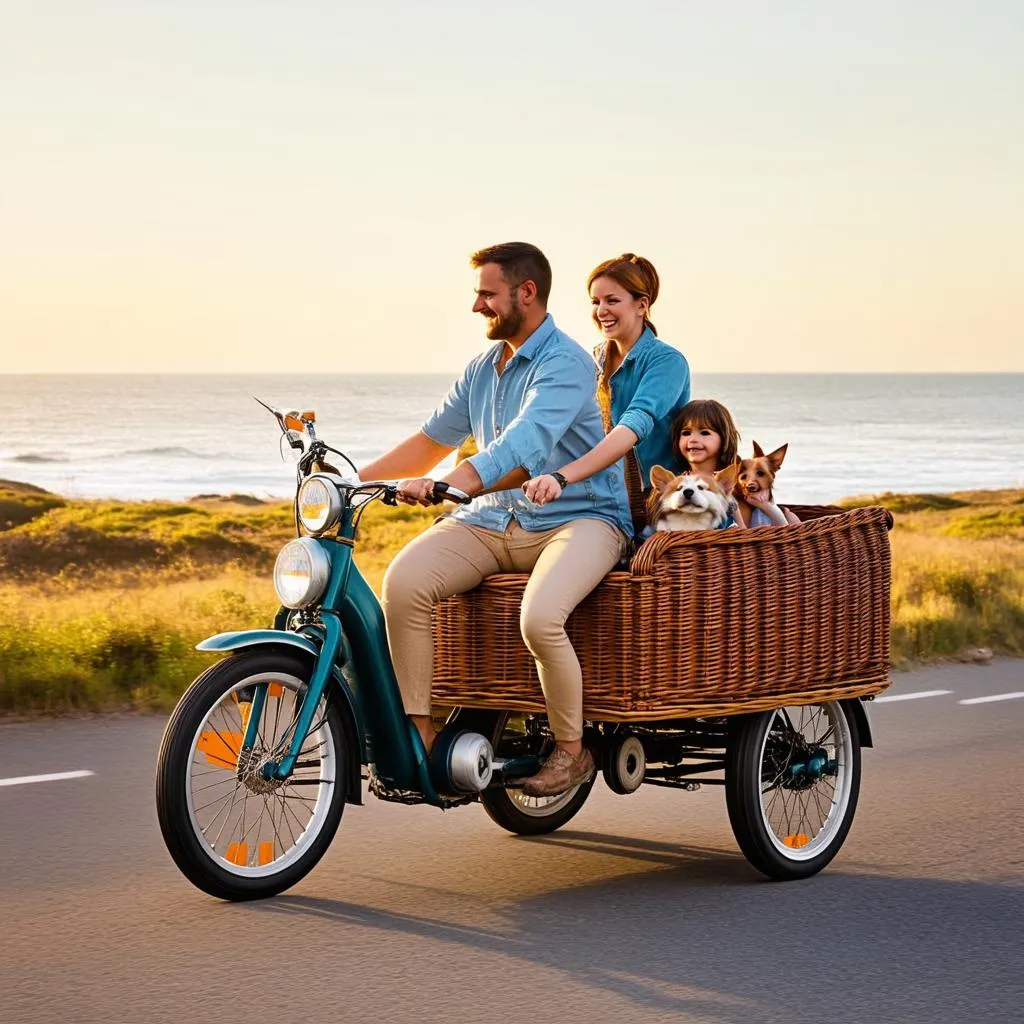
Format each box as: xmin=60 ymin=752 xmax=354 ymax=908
xmin=396 ymin=478 xmax=438 ymax=506
xmin=395 ymin=478 xmax=473 ymax=507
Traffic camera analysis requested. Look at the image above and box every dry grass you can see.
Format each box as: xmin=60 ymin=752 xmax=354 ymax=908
xmin=1 ymin=480 xmax=1020 ymax=714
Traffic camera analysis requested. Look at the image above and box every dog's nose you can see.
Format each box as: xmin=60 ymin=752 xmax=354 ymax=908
xmin=682 ymin=488 xmax=694 ymax=499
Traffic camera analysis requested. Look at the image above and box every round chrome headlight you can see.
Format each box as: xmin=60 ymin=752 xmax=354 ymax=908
xmin=297 ymin=474 xmax=343 ymax=535
xmin=273 ymin=538 xmax=331 ymax=609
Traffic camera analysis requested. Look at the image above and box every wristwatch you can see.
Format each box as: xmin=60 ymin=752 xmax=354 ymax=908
xmin=551 ymin=471 xmax=569 ymax=490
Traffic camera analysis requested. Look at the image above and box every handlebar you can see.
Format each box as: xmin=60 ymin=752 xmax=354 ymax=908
xmin=360 ymin=479 xmax=472 ymax=507
xmin=254 ymin=399 xmax=473 ymax=509
xmin=431 ymin=481 xmax=473 ymax=505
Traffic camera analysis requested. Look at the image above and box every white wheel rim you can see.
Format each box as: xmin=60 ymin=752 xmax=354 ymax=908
xmin=506 ymin=784 xmax=582 ymax=817
xmin=757 ymin=702 xmax=854 ymax=862
xmin=496 ymin=713 xmax=582 ymax=817
xmin=184 ymin=672 xmax=336 ymax=878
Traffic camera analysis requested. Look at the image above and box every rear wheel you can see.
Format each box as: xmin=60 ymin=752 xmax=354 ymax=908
xmin=478 ymin=712 xmax=595 ymax=836
xmin=156 ymin=650 xmax=347 ymax=901
xmin=726 ymin=700 xmax=860 ymax=880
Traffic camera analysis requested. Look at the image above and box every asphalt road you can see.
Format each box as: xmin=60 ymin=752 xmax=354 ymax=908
xmin=1 ymin=660 xmax=1022 ymax=1024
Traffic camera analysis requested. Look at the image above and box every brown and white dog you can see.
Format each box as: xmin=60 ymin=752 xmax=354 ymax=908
xmin=732 ymin=441 xmax=800 ymax=527
xmin=647 ymin=465 xmax=737 ymax=532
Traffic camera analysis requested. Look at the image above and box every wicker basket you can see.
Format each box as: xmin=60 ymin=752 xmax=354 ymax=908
xmin=431 ymin=505 xmax=893 ymax=720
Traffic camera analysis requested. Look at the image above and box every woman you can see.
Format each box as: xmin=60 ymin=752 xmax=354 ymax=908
xmin=524 ymin=253 xmax=690 ymax=534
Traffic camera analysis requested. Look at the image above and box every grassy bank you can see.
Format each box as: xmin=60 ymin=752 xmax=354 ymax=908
xmin=1 ymin=480 xmax=1021 ymax=714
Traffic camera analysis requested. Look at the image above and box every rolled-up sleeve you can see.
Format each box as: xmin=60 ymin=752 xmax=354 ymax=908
xmin=617 ymin=350 xmax=690 ymax=442
xmin=421 ymin=363 xmax=473 ymax=448
xmin=468 ymin=352 xmax=593 ymax=488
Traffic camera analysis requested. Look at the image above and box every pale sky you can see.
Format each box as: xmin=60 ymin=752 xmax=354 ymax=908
xmin=2 ymin=1 xmax=1022 ymax=373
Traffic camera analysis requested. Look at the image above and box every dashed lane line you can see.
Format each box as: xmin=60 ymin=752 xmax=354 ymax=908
xmin=0 ymin=770 xmax=96 ymax=788
xmin=873 ymin=689 xmax=953 ymax=704
xmin=958 ymin=692 xmax=1024 ymax=705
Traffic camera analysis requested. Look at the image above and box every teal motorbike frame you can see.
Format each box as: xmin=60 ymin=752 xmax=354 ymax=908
xmin=198 ymin=503 xmax=453 ymax=807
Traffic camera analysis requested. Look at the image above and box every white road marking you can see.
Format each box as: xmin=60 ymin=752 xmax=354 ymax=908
xmin=958 ymin=692 xmax=1024 ymax=705
xmin=0 ymin=770 xmax=95 ymax=788
xmin=873 ymin=689 xmax=953 ymax=703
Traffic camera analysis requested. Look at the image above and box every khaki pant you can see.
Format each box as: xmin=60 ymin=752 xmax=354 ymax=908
xmin=381 ymin=516 xmax=625 ymax=741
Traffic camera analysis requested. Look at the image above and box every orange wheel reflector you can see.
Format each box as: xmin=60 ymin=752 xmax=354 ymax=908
xmin=783 ymin=833 xmax=812 ymax=848
xmin=258 ymin=842 xmax=275 ymax=866
xmin=198 ymin=730 xmax=242 ymax=770
xmin=267 ymin=683 xmax=285 ymax=698
xmin=226 ymin=842 xmax=249 ymax=866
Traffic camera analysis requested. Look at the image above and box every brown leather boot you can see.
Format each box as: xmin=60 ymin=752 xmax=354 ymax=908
xmin=521 ymin=746 xmax=595 ymax=797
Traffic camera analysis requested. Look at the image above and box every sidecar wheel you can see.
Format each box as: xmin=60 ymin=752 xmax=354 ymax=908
xmin=156 ymin=650 xmax=348 ymax=901
xmin=726 ymin=700 xmax=861 ymax=881
xmin=479 ymin=712 xmax=595 ymax=836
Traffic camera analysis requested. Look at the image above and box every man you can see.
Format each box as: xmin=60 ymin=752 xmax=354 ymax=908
xmin=359 ymin=242 xmax=631 ymax=796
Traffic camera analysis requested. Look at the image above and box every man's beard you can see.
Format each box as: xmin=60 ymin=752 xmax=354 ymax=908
xmin=484 ymin=293 xmax=525 ymax=340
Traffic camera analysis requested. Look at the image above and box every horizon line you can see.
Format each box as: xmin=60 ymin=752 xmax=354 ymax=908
xmin=4 ymin=370 xmax=1022 ymax=378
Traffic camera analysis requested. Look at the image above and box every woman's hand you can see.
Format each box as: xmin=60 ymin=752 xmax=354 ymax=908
xmin=523 ymin=474 xmax=564 ymax=505
xmin=396 ymin=478 xmax=437 ymax=506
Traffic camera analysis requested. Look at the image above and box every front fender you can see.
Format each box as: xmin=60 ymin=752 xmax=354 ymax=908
xmin=196 ymin=629 xmax=320 ymax=658
xmin=196 ymin=628 xmax=365 ymax=805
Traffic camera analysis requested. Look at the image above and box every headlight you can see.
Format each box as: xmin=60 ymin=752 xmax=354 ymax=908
xmin=273 ymin=538 xmax=331 ymax=609
xmin=297 ymin=474 xmax=343 ymax=534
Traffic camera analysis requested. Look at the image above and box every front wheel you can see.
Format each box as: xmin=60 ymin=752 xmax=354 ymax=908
xmin=726 ymin=700 xmax=861 ymax=880
xmin=156 ymin=650 xmax=348 ymax=901
xmin=478 ymin=712 xmax=595 ymax=836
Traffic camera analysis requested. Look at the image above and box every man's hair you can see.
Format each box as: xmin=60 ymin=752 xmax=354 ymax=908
xmin=470 ymin=242 xmax=552 ymax=305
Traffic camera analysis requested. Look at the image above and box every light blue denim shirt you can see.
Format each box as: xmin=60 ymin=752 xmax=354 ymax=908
xmin=596 ymin=327 xmax=691 ymax=485
xmin=422 ymin=314 xmax=632 ymax=535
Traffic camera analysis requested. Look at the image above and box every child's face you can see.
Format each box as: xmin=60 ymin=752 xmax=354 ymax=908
xmin=678 ymin=422 xmax=722 ymax=467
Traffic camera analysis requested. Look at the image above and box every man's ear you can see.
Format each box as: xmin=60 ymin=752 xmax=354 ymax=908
xmin=766 ymin=443 xmax=788 ymax=471
xmin=752 ymin=440 xmax=764 ymax=458
xmin=518 ymin=279 xmax=538 ymax=305
xmin=650 ymin=465 xmax=675 ymax=493
xmin=715 ymin=459 xmax=740 ymax=494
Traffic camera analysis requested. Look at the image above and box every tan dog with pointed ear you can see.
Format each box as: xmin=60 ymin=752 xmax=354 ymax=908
xmin=733 ymin=441 xmax=800 ymax=527
xmin=647 ymin=465 xmax=736 ymax=532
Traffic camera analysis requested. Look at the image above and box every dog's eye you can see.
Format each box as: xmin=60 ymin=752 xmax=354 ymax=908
xmin=697 ymin=483 xmax=706 ymax=490
xmin=757 ymin=470 xmax=765 ymax=477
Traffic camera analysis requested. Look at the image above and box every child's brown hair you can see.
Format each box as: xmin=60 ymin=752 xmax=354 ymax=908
xmin=671 ymin=399 xmax=741 ymax=472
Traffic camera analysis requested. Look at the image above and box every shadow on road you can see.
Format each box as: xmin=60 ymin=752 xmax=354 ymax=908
xmin=245 ymin=829 xmax=1023 ymax=1023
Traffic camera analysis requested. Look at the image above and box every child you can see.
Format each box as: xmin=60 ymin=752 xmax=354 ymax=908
xmin=636 ymin=398 xmax=743 ymax=538
xmin=671 ymin=398 xmax=741 ymax=478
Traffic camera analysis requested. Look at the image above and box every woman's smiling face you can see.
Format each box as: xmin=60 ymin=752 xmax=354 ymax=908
xmin=589 ymin=275 xmax=647 ymax=342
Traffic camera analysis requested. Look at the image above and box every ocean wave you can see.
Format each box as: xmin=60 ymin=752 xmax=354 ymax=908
xmin=102 ymin=446 xmax=220 ymax=461
xmin=8 ymin=453 xmax=70 ymax=464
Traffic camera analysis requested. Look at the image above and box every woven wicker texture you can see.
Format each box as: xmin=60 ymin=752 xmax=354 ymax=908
xmin=431 ymin=505 xmax=893 ymax=720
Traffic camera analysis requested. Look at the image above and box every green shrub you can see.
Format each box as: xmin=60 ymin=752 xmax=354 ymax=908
xmin=839 ymin=492 xmax=969 ymax=514
xmin=0 ymin=486 xmax=66 ymax=531
xmin=941 ymin=507 xmax=1024 ymax=540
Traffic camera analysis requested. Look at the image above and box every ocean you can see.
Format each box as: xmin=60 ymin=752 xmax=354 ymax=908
xmin=1 ymin=373 xmax=1021 ymax=505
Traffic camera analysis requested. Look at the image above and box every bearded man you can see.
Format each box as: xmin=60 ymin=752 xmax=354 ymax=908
xmin=359 ymin=242 xmax=631 ymax=796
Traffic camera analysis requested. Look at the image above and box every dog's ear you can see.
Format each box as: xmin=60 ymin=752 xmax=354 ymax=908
xmin=715 ymin=460 xmax=740 ymax=494
xmin=765 ymin=443 xmax=788 ymax=471
xmin=752 ymin=440 xmax=765 ymax=458
xmin=649 ymin=465 xmax=676 ymax=493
